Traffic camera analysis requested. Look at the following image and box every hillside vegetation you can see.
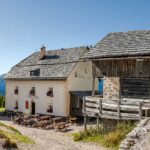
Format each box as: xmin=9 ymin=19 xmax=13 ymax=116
xmin=73 ymin=121 xmax=136 ymax=149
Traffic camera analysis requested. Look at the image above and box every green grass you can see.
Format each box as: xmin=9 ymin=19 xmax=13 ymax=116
xmin=73 ymin=121 xmax=136 ymax=150
xmin=0 ymin=122 xmax=35 ymax=144
xmin=0 ymin=108 xmax=5 ymax=112
xmin=0 ymin=122 xmax=21 ymax=134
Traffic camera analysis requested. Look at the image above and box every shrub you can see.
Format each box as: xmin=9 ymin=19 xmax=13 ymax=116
xmin=73 ymin=121 xmax=136 ymax=149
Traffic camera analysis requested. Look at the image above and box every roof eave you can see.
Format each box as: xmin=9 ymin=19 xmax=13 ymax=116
xmin=82 ymin=53 xmax=150 ymax=60
xmin=5 ymin=77 xmax=67 ymax=81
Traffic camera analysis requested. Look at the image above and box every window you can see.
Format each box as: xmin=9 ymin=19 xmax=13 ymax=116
xmin=14 ymin=86 xmax=19 ymax=95
xmin=30 ymin=69 xmax=40 ymax=76
xmin=14 ymin=101 xmax=18 ymax=110
xmin=47 ymin=88 xmax=54 ymax=97
xmin=25 ymin=101 xmax=29 ymax=109
xmin=30 ymin=87 xmax=35 ymax=96
xmin=47 ymin=105 xmax=53 ymax=113
xmin=75 ymin=72 xmax=78 ymax=77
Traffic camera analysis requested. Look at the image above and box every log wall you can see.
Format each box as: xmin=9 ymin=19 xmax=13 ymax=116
xmin=93 ymin=58 xmax=150 ymax=78
xmin=93 ymin=58 xmax=150 ymax=99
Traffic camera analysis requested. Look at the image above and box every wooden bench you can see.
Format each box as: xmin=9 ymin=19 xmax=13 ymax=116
xmin=53 ymin=122 xmax=69 ymax=132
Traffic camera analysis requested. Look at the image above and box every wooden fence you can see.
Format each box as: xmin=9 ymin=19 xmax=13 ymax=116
xmin=83 ymin=96 xmax=150 ymax=129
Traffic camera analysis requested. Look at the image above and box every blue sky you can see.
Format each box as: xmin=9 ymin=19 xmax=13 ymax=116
xmin=0 ymin=0 xmax=150 ymax=74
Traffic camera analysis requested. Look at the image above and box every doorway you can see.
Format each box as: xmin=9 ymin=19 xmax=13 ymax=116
xmin=31 ymin=102 xmax=35 ymax=115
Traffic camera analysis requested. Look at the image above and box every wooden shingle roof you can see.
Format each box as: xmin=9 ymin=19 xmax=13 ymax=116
xmin=5 ymin=47 xmax=88 ymax=80
xmin=82 ymin=30 xmax=150 ymax=59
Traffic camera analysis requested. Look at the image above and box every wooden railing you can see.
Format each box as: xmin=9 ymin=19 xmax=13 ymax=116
xmin=83 ymin=96 xmax=150 ymax=121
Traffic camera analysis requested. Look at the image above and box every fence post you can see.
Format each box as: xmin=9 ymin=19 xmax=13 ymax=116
xmin=83 ymin=97 xmax=87 ymax=130
xmin=96 ymin=115 xmax=100 ymax=129
xmin=84 ymin=114 xmax=87 ymax=130
xmin=117 ymin=99 xmax=120 ymax=119
xmin=139 ymin=102 xmax=142 ymax=120
xmin=99 ymin=99 xmax=102 ymax=117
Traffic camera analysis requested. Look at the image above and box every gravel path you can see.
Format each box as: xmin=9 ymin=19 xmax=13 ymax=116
xmin=1 ymin=120 xmax=106 ymax=150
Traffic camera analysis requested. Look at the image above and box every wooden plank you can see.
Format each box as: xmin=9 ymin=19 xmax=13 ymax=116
xmin=99 ymin=99 xmax=102 ymax=116
xmin=85 ymin=102 xmax=99 ymax=108
xmin=86 ymin=101 xmax=141 ymax=111
xmin=102 ymin=110 xmax=139 ymax=118
xmin=117 ymin=99 xmax=120 ymax=119
xmin=85 ymin=97 xmax=119 ymax=104
xmin=101 ymin=115 xmax=139 ymax=120
xmin=102 ymin=103 xmax=139 ymax=112
xmin=85 ymin=97 xmax=100 ymax=102
xmin=85 ymin=107 xmax=99 ymax=113
xmin=139 ymin=102 xmax=142 ymax=120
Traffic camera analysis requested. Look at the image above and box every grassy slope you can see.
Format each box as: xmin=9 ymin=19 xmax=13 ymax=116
xmin=0 ymin=122 xmax=34 ymax=144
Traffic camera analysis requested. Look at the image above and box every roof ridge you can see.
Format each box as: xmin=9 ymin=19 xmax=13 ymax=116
xmin=108 ymin=30 xmax=150 ymax=35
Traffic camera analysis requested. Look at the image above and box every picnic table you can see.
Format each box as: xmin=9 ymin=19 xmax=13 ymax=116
xmin=52 ymin=117 xmax=64 ymax=123
xmin=69 ymin=117 xmax=77 ymax=124
xmin=53 ymin=122 xmax=69 ymax=132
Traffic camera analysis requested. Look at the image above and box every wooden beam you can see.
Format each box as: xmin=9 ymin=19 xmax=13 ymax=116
xmin=117 ymin=99 xmax=120 ymax=119
xmin=139 ymin=102 xmax=142 ymax=120
xmin=92 ymin=77 xmax=95 ymax=96
xmin=84 ymin=114 xmax=87 ymax=130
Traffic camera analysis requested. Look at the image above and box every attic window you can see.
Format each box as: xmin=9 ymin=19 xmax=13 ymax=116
xmin=14 ymin=86 xmax=19 ymax=95
xmin=41 ymin=55 xmax=60 ymax=60
xmin=47 ymin=88 xmax=54 ymax=97
xmin=75 ymin=72 xmax=78 ymax=77
xmin=30 ymin=69 xmax=40 ymax=76
xmin=30 ymin=87 xmax=35 ymax=96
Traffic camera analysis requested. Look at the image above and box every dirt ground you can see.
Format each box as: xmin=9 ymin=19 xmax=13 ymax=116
xmin=0 ymin=117 xmax=107 ymax=150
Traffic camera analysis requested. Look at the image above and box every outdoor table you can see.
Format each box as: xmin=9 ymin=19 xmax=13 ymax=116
xmin=53 ymin=122 xmax=68 ymax=132
xmin=69 ymin=117 xmax=77 ymax=124
xmin=52 ymin=117 xmax=64 ymax=123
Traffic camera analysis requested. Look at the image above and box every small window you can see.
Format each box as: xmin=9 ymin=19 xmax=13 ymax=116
xmin=47 ymin=105 xmax=53 ymax=113
xmin=25 ymin=101 xmax=29 ymax=109
xmin=47 ymin=88 xmax=54 ymax=97
xmin=30 ymin=69 xmax=40 ymax=76
xmin=30 ymin=87 xmax=35 ymax=96
xmin=14 ymin=86 xmax=19 ymax=95
xmin=75 ymin=72 xmax=78 ymax=77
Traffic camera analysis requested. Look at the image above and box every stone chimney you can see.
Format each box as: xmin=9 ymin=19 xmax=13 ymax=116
xmin=40 ymin=45 xmax=46 ymax=59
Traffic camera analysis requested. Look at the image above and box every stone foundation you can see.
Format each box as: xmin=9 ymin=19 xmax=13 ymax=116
xmin=103 ymin=77 xmax=120 ymax=99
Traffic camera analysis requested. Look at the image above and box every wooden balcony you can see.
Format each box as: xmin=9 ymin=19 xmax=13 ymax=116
xmin=83 ymin=96 xmax=150 ymax=121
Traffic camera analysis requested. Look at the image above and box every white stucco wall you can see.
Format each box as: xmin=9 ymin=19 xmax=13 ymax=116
xmin=5 ymin=80 xmax=67 ymax=116
xmin=5 ymin=61 xmax=98 ymax=116
xmin=65 ymin=61 xmax=98 ymax=115
xmin=67 ymin=61 xmax=98 ymax=91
